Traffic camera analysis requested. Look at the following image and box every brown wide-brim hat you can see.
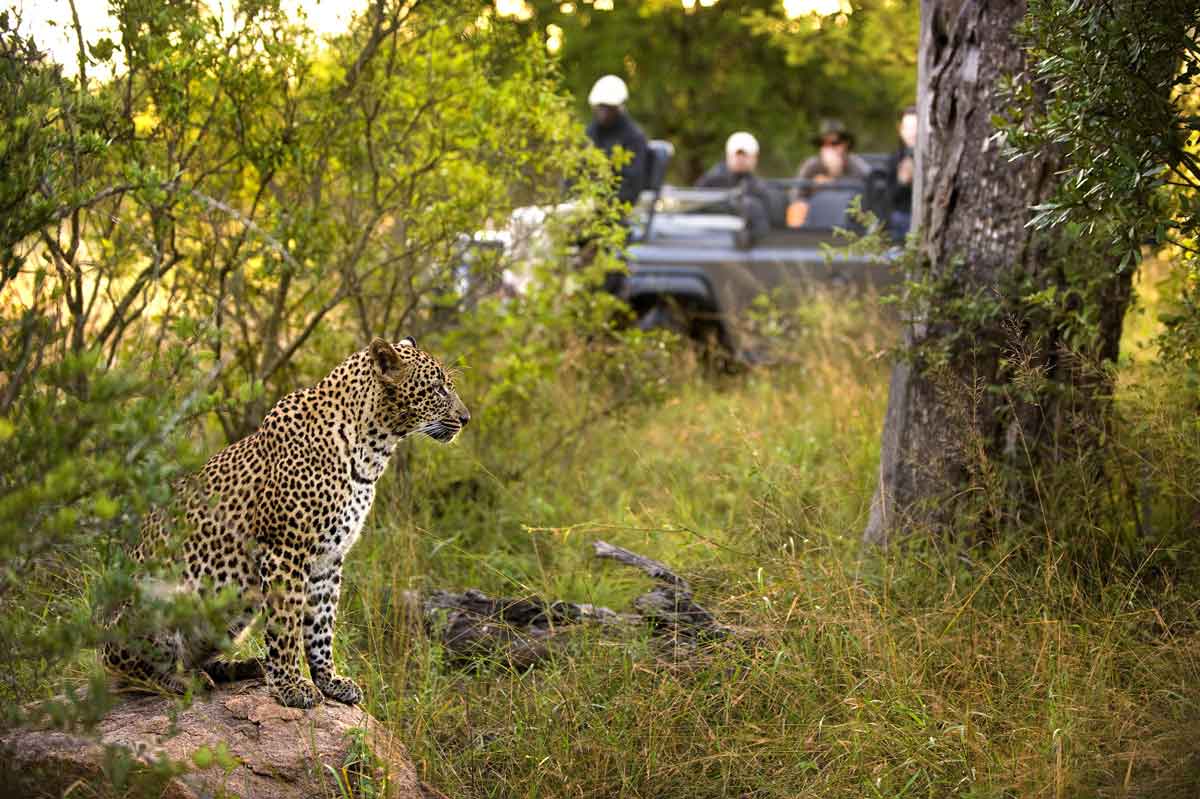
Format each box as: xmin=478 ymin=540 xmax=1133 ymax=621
xmin=812 ymin=119 xmax=855 ymax=148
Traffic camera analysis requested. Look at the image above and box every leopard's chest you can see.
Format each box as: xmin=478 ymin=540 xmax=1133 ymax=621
xmin=315 ymin=481 xmax=376 ymax=568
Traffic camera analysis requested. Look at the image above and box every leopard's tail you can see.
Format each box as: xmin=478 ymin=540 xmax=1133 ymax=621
xmin=203 ymin=658 xmax=265 ymax=683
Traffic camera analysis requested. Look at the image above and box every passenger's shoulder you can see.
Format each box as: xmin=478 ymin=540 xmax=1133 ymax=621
xmin=622 ymin=116 xmax=648 ymax=143
xmin=795 ymin=156 xmax=821 ymax=178
xmin=695 ymin=162 xmax=726 ymax=187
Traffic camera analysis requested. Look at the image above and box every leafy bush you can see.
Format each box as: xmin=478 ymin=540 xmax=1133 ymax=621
xmin=0 ymin=0 xmax=643 ymax=738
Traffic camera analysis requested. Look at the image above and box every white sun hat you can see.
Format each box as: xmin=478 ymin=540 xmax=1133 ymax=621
xmin=725 ymin=131 xmax=760 ymax=156
xmin=588 ymin=74 xmax=629 ymax=106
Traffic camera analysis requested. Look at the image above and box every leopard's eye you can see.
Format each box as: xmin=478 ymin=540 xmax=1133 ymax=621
xmin=437 ymin=384 xmax=450 ymax=398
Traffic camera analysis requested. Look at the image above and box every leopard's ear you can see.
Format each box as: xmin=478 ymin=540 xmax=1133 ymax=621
xmin=369 ymin=338 xmax=409 ymax=378
xmin=398 ymin=336 xmax=416 ymax=349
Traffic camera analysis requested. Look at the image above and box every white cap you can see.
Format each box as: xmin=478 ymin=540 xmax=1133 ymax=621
xmin=588 ymin=74 xmax=629 ymax=106
xmin=725 ymin=131 xmax=759 ymax=156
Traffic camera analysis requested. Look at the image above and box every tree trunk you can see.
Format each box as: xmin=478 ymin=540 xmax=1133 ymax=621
xmin=863 ymin=0 xmax=1134 ymax=546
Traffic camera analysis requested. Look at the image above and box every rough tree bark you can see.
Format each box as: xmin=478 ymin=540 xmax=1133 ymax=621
xmin=863 ymin=0 xmax=1134 ymax=546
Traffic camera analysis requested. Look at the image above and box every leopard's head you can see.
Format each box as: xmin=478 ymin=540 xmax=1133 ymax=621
xmin=368 ymin=337 xmax=469 ymax=443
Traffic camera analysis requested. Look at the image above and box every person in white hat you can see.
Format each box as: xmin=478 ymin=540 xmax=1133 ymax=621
xmin=696 ymin=131 xmax=772 ymax=233
xmin=584 ymin=74 xmax=649 ymax=208
xmin=697 ymin=131 xmax=761 ymax=188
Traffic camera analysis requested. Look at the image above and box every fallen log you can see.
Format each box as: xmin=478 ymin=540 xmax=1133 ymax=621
xmin=416 ymin=540 xmax=731 ymax=668
xmin=592 ymin=540 xmax=731 ymax=640
xmin=413 ymin=587 xmax=634 ymax=669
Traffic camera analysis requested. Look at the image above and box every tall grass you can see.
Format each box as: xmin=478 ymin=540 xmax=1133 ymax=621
xmin=333 ymin=289 xmax=1200 ymax=798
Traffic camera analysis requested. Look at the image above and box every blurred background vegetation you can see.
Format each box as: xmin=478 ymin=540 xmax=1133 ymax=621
xmin=510 ymin=0 xmax=918 ymax=180
xmin=1 ymin=0 xmax=1199 ymax=797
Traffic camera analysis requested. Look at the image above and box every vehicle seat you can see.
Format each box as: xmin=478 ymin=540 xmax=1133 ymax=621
xmin=639 ymin=140 xmax=676 ymax=241
xmin=765 ymin=185 xmax=791 ymax=229
xmin=803 ymin=186 xmax=862 ymax=229
xmin=859 ymin=152 xmax=892 ymax=174
xmin=862 ymin=168 xmax=891 ymax=222
xmin=646 ymin=140 xmax=674 ymax=193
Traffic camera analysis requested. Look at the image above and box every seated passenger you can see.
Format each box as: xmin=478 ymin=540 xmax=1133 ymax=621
xmin=584 ymin=74 xmax=648 ymax=296
xmin=585 ymin=74 xmax=650 ymax=210
xmin=796 ymin=119 xmax=871 ymax=182
xmin=886 ymin=105 xmax=917 ymax=239
xmin=696 ymin=131 xmax=771 ymax=234
xmin=788 ymin=120 xmax=871 ymax=227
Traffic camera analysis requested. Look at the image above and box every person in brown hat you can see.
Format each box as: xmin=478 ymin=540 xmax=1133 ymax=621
xmin=795 ymin=119 xmax=871 ymax=182
xmin=786 ymin=119 xmax=873 ymax=227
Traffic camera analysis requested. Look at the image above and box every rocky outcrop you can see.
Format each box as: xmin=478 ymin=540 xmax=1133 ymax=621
xmin=0 ymin=680 xmax=445 ymax=799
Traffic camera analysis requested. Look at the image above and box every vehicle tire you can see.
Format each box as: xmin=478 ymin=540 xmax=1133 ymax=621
xmin=636 ymin=298 xmax=690 ymax=337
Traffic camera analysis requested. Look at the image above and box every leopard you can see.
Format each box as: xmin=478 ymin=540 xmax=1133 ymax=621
xmin=103 ymin=337 xmax=469 ymax=708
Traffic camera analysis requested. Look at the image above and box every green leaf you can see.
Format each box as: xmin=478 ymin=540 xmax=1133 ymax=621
xmin=191 ymin=745 xmax=214 ymax=769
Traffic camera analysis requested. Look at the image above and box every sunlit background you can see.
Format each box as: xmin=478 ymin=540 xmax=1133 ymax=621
xmin=21 ymin=0 xmax=862 ymax=72
xmin=495 ymin=0 xmax=852 ymax=19
xmin=14 ymin=0 xmax=917 ymax=184
xmin=14 ymin=0 xmax=355 ymax=74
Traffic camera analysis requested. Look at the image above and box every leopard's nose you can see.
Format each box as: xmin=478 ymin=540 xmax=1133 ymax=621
xmin=458 ymin=410 xmax=471 ymax=427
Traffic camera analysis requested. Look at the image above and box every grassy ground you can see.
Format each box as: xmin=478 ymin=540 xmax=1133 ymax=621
xmin=330 ymin=288 xmax=1200 ymax=799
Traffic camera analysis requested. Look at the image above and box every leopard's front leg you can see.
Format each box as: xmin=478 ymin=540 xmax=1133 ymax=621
xmin=304 ymin=557 xmax=362 ymax=705
xmin=260 ymin=548 xmax=323 ymax=708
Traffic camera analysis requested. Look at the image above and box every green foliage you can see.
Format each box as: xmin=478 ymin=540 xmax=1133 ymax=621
xmin=0 ymin=0 xmax=638 ymax=750
xmin=511 ymin=0 xmax=917 ymax=180
xmin=330 ymin=727 xmax=394 ymax=799
xmin=0 ymin=344 xmax=217 ymax=730
xmin=1003 ymin=0 xmax=1200 ymax=376
xmin=3 ymin=2 xmax=1198 ymax=796
xmin=0 ymin=17 xmax=86 ymax=284
xmin=4 ymin=0 xmax=621 ymax=438
xmin=341 ymin=294 xmax=1200 ymax=798
xmin=746 ymin=0 xmax=919 ymax=152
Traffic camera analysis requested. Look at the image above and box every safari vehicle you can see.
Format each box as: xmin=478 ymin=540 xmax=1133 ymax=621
xmin=624 ymin=141 xmax=902 ymax=360
xmin=452 ymin=141 xmax=902 ymax=361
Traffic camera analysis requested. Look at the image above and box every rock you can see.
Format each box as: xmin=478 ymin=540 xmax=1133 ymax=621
xmin=0 ymin=680 xmax=445 ymax=799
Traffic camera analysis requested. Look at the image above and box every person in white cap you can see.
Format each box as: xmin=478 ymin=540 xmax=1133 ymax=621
xmin=696 ymin=131 xmax=761 ymax=188
xmin=696 ymin=131 xmax=772 ymax=234
xmin=585 ymin=74 xmax=649 ymax=208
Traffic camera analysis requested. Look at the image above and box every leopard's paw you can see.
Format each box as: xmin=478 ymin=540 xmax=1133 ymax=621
xmin=316 ymin=674 xmax=363 ymax=705
xmin=272 ymin=677 xmax=324 ymax=709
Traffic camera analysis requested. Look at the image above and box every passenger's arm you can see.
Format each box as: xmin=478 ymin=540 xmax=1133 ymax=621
xmin=849 ymin=154 xmax=873 ymax=179
xmin=694 ymin=167 xmax=721 ymax=188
